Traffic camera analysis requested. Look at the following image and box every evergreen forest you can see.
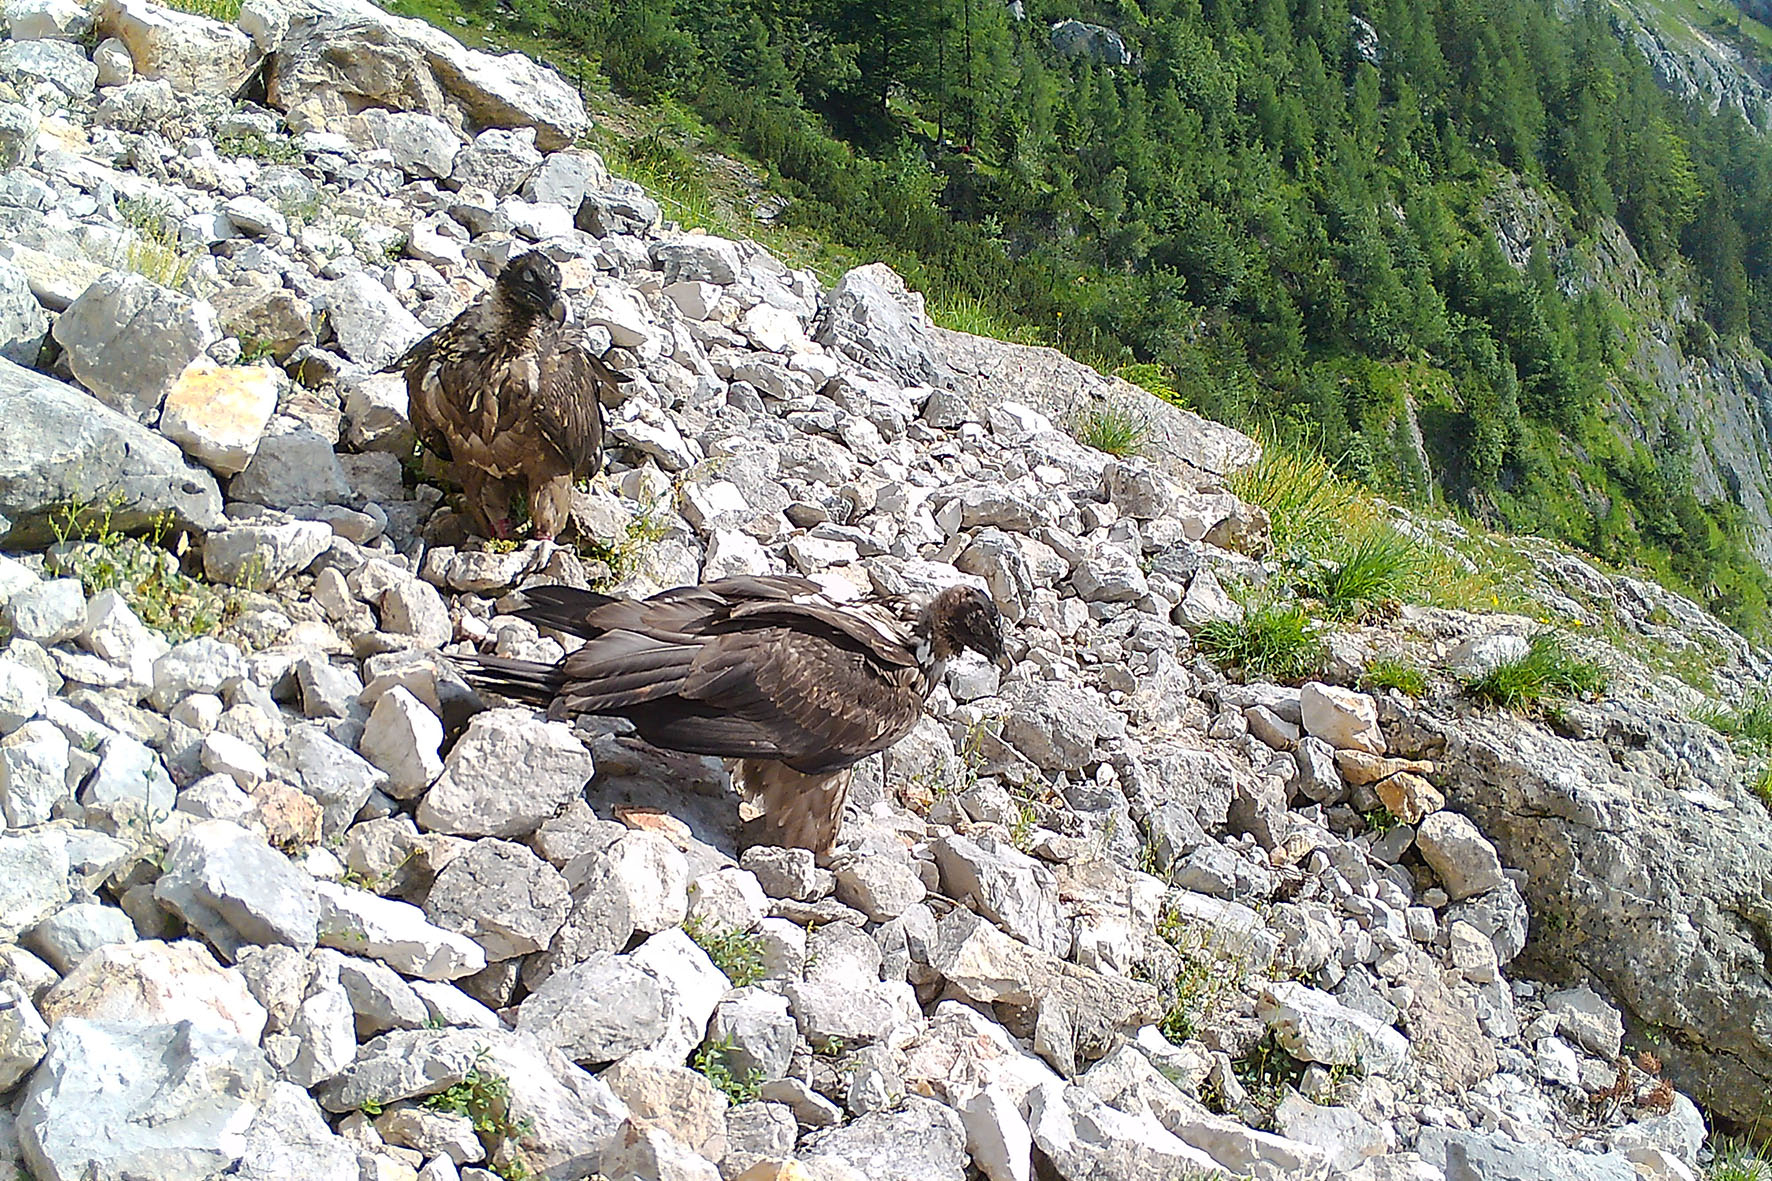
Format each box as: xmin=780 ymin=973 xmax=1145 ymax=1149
xmin=450 ymin=0 xmax=1772 ymax=631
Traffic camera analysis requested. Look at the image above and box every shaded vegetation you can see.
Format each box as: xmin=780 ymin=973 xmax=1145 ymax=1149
xmin=1195 ymin=596 xmax=1325 ymax=680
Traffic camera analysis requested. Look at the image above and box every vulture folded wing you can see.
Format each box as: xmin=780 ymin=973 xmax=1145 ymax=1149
xmin=531 ymin=333 xmax=612 ymax=474
xmin=672 ymin=629 xmax=927 ymax=774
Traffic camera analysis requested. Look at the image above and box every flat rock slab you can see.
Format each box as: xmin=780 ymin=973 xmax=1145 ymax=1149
xmin=15 ymin=1017 xmax=276 ymax=1181
xmin=0 ymin=358 xmax=222 ymax=548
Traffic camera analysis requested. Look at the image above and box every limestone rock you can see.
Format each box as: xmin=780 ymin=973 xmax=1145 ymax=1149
xmin=1415 ymin=811 xmax=1506 ymax=902
xmin=15 ymin=1018 xmax=277 ymax=1181
xmin=423 ymin=838 xmax=569 ymax=961
xmin=38 ymin=938 xmax=267 ymax=1040
xmin=417 ymin=708 xmax=594 ymax=838
xmin=159 ymin=362 xmax=281 ymax=477
xmin=95 ymin=0 xmax=256 ymax=93
xmin=0 ymin=360 xmax=222 ymax=547
xmin=1298 ymin=682 xmax=1384 ymax=754
xmin=153 ymin=819 xmax=320 ymax=958
xmin=51 ymin=271 xmax=222 ymax=422
xmin=313 ymin=880 xmax=487 ymax=980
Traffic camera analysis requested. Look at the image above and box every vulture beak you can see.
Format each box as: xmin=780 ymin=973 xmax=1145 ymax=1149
xmin=548 ymin=296 xmax=570 ymax=324
xmin=995 ymin=650 xmax=1016 ymax=673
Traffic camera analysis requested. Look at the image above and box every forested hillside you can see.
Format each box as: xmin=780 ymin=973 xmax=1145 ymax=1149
xmin=465 ymin=0 xmax=1772 ymax=630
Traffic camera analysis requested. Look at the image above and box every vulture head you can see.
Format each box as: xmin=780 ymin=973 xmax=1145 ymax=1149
xmin=496 ymin=250 xmax=567 ymax=323
xmin=923 ymin=584 xmax=1013 ymax=671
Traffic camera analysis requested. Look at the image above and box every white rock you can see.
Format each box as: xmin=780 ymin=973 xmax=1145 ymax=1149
xmin=1299 ymin=681 xmax=1384 ymax=754
xmin=0 ymin=658 xmax=49 ymax=734
xmin=153 ymin=819 xmax=320 ymax=958
xmin=0 ymin=979 xmax=49 ymax=1090
xmin=576 ymin=830 xmax=689 ymax=935
xmin=320 ymin=272 xmax=426 ymax=371
xmin=37 ymin=938 xmax=266 ymax=1040
xmin=417 ymin=708 xmax=593 ymax=837
xmin=1415 ymin=812 xmax=1506 ymax=902
xmin=1446 ymin=633 xmax=1531 ymax=680
xmin=0 ymin=719 xmax=70 ymax=826
xmin=630 ymin=928 xmax=727 ymax=1064
xmin=685 ymin=866 xmax=766 ymax=935
xmin=1256 ymin=980 xmax=1409 ymax=1075
xmin=312 ymin=880 xmax=486 ymax=981
xmin=94 ymin=0 xmax=255 ymax=92
xmin=955 ymin=1083 xmax=1032 ymax=1181
xmin=4 ymin=578 xmax=85 ymax=645
xmin=50 ymin=271 xmax=222 ymax=421
xmin=25 ymin=902 xmax=137 ymax=973
xmin=359 ymin=687 xmax=444 ymax=798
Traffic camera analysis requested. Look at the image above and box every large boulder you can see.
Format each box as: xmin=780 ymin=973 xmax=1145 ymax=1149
xmin=50 ymin=271 xmax=222 ymax=421
xmin=265 ymin=0 xmax=587 ymax=150
xmin=814 ymin=263 xmax=951 ymax=388
xmin=0 ymin=359 xmax=222 ymax=548
xmin=1403 ymin=703 xmax=1772 ymax=1130
xmin=94 ymin=0 xmax=257 ymax=94
xmin=15 ymin=1018 xmax=277 ymax=1181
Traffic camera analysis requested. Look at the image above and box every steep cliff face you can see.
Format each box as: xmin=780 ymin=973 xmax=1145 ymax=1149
xmin=1612 ymin=0 xmax=1772 ymax=130
xmin=1485 ymin=174 xmax=1772 ymax=565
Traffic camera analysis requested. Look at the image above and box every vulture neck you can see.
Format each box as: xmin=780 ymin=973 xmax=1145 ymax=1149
xmin=491 ymin=287 xmax=546 ymax=337
xmin=910 ymin=602 xmax=956 ymax=688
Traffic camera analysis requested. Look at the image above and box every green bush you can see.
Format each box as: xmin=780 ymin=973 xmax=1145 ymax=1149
xmin=1464 ymin=632 xmax=1607 ymax=710
xmin=1194 ymin=598 xmax=1325 ymax=681
xmin=681 ymin=916 xmax=765 ymax=987
xmin=1073 ymin=402 xmax=1150 ymax=457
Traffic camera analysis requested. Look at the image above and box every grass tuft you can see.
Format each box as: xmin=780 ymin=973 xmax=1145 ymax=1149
xmin=1194 ymin=597 xmax=1325 ymax=681
xmin=1362 ymin=657 xmax=1429 ymax=698
xmin=1073 ymin=401 xmax=1150 ymax=457
xmin=1229 ymin=436 xmax=1361 ymax=557
xmin=218 ymin=131 xmax=303 ymax=165
xmin=1707 ymin=1136 xmax=1772 ymax=1181
xmin=1297 ymin=521 xmax=1427 ymax=616
xmin=1464 ymin=631 xmax=1607 ymax=710
xmin=682 ymin=916 xmax=765 ymax=987
xmin=1694 ymin=690 xmax=1772 ymax=747
xmin=161 ymin=0 xmax=243 ymax=20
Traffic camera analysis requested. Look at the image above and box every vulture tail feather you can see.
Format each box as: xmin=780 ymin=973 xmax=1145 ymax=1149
xmin=509 ymin=585 xmax=619 ymax=637
xmin=454 ymin=655 xmax=568 ymax=706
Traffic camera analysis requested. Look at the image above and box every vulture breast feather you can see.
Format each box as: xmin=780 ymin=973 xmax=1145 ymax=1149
xmin=400 ymin=249 xmax=613 ymax=540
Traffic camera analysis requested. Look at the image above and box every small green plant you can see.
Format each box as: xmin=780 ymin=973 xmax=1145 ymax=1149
xmin=1362 ymin=806 xmax=1401 ymax=836
xmin=576 ymin=504 xmax=670 ymax=590
xmin=691 ymin=1037 xmax=762 ymax=1105
xmin=681 ymin=916 xmax=765 ymax=987
xmin=1708 ymin=1136 xmax=1772 ymax=1181
xmin=1073 ymin=401 xmax=1150 ymax=457
xmin=1752 ymin=762 xmax=1772 ymax=810
xmin=218 ymin=131 xmax=303 ymax=164
xmin=423 ymin=1054 xmax=535 ymax=1181
xmin=1204 ymin=1033 xmax=1310 ymax=1129
xmin=236 ymin=334 xmax=283 ymax=364
xmin=163 ymin=0 xmax=244 ymax=18
xmin=1296 ymin=522 xmax=1426 ymax=616
xmin=359 ymin=1099 xmax=384 ymax=1118
xmin=116 ymin=195 xmax=197 ymax=291
xmin=1463 ymin=631 xmax=1608 ymax=711
xmin=813 ymin=1036 xmax=846 ymax=1057
xmin=1195 ymin=597 xmax=1325 ymax=681
xmin=1009 ymin=798 xmax=1038 ymax=851
xmin=1362 ymin=657 xmax=1429 ymax=698
xmin=48 ymin=496 xmax=235 ymax=642
xmin=1150 ymin=911 xmax=1248 ymax=1044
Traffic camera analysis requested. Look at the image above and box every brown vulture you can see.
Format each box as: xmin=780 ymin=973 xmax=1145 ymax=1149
xmin=457 ymin=575 xmax=1011 ymax=854
xmin=400 ymin=250 xmax=612 ymax=541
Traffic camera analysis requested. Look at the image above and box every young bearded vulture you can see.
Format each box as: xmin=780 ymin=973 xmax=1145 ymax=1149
xmin=400 ymin=250 xmax=612 ymax=541
xmin=458 ymin=575 xmax=1011 ymax=854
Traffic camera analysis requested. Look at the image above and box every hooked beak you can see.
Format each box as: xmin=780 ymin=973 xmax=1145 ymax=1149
xmin=548 ymin=296 xmax=569 ymax=324
xmin=994 ymin=645 xmax=1015 ymax=673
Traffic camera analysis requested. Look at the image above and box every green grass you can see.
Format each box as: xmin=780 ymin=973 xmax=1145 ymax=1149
xmin=927 ymin=292 xmax=1049 ymax=345
xmin=691 ymin=1036 xmax=762 ymax=1105
xmin=1229 ymin=435 xmax=1362 ymax=557
xmin=422 ymin=1056 xmax=535 ymax=1181
xmin=575 ymin=502 xmax=671 ymax=591
xmin=1695 ymin=690 xmax=1772 ymax=747
xmin=1463 ymin=631 xmax=1608 ymax=710
xmin=1073 ymin=401 xmax=1150 ymax=457
xmin=47 ymin=496 xmax=236 ymax=642
xmin=682 ymin=916 xmax=765 ymax=987
xmin=1297 ymin=521 xmax=1428 ymax=616
xmin=1708 ymin=1136 xmax=1772 ymax=1181
xmin=116 ymin=195 xmax=197 ymax=292
xmin=1363 ymin=657 xmax=1429 ymax=698
xmin=1195 ymin=597 xmax=1326 ymax=681
xmin=162 ymin=0 xmax=243 ymax=19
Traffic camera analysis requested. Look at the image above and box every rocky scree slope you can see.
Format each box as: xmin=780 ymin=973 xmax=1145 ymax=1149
xmin=0 ymin=2 xmax=1768 ymax=1180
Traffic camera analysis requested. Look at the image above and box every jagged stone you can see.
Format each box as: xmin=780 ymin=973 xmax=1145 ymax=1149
xmin=417 ymin=708 xmax=593 ymax=837
xmin=153 ymin=819 xmax=320 ymax=958
xmin=423 ymin=838 xmax=569 ymax=961
xmin=313 ymin=880 xmax=487 ymax=980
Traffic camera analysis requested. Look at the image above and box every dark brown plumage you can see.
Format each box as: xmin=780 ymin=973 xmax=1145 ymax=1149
xmin=457 ymin=576 xmax=1011 ymax=854
xmin=400 ymin=250 xmax=612 ymax=540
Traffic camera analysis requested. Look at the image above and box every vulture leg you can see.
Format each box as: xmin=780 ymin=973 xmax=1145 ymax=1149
xmin=732 ymin=759 xmax=852 ymax=857
xmin=527 ymin=465 xmax=575 ymax=541
xmin=460 ymin=468 xmax=514 ymax=540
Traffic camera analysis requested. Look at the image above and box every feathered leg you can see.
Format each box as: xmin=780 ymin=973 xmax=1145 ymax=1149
xmin=528 ymin=470 xmax=574 ymax=541
xmin=733 ymin=759 xmax=852 ymax=857
xmin=460 ymin=468 xmax=514 ymax=540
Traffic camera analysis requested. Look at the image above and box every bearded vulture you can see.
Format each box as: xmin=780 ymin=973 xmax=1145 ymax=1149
xmin=400 ymin=250 xmax=612 ymax=541
xmin=458 ymin=576 xmax=1011 ymax=854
